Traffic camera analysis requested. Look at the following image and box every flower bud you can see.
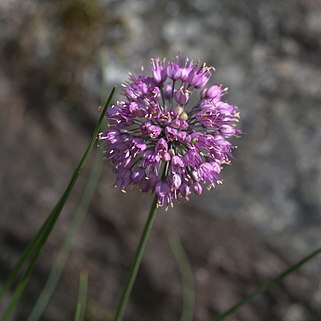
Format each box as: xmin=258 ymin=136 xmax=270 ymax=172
xmin=174 ymin=87 xmax=190 ymax=105
xmin=174 ymin=106 xmax=184 ymax=116
xmin=179 ymin=184 xmax=190 ymax=199
xmin=131 ymin=167 xmax=145 ymax=183
xmin=192 ymin=182 xmax=202 ymax=195
xmin=179 ymin=112 xmax=188 ymax=121
xmin=164 ymin=84 xmax=173 ymax=99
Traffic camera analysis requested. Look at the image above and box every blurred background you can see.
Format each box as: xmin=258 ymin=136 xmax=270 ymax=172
xmin=1 ymin=0 xmax=321 ymax=320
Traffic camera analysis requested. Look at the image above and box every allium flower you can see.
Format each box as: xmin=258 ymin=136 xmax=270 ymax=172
xmin=99 ymin=54 xmax=241 ymax=208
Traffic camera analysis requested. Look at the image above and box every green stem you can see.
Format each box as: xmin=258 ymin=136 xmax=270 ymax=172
xmin=74 ymin=272 xmax=88 ymax=321
xmin=27 ymin=151 xmax=103 ymax=321
xmin=211 ymin=244 xmax=321 ymax=321
xmin=169 ymin=234 xmax=195 ymax=321
xmin=0 ymin=87 xmax=116 ymax=319
xmin=113 ymin=194 xmax=159 ymax=321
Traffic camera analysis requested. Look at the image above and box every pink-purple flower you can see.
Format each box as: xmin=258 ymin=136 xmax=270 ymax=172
xmin=99 ymin=54 xmax=241 ymax=208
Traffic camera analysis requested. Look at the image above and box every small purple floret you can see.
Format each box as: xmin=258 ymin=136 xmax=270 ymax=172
xmin=174 ymin=87 xmax=190 ymax=105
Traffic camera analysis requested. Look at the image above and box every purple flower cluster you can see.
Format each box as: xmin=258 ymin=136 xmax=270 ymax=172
xmin=99 ymin=55 xmax=241 ymax=208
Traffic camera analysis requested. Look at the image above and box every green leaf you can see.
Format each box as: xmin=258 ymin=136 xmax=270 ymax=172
xmin=26 ymin=54 xmax=109 ymax=321
xmin=169 ymin=234 xmax=195 ymax=321
xmin=210 ymin=244 xmax=321 ymax=321
xmin=74 ymin=272 xmax=88 ymax=321
xmin=0 ymin=87 xmax=115 ymax=319
xmin=27 ymin=151 xmax=103 ymax=321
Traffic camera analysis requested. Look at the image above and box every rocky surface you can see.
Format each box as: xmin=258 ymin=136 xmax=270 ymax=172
xmin=1 ymin=0 xmax=321 ymax=320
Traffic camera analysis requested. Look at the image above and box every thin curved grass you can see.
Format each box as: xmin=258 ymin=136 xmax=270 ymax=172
xmin=210 ymin=244 xmax=321 ymax=321
xmin=74 ymin=272 xmax=88 ymax=321
xmin=27 ymin=151 xmax=103 ymax=321
xmin=169 ymin=233 xmax=195 ymax=321
xmin=0 ymin=87 xmax=116 ymax=320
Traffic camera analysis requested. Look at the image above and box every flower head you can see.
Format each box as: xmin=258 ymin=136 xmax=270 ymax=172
xmin=99 ymin=54 xmax=241 ymax=208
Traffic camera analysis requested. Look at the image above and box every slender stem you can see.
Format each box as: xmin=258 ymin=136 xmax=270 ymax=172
xmin=160 ymin=86 xmax=166 ymax=110
xmin=171 ymin=80 xmax=176 ymax=108
xmin=169 ymin=234 xmax=195 ymax=321
xmin=27 ymin=152 xmax=103 ymax=321
xmin=113 ymin=194 xmax=159 ymax=321
xmin=0 ymin=87 xmax=116 ymax=320
xmin=211 ymin=244 xmax=321 ymax=321
xmin=74 ymin=272 xmax=88 ymax=321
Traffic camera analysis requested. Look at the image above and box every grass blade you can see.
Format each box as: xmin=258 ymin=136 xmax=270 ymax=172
xmin=0 ymin=86 xmax=115 ymax=318
xmin=1 ymin=278 xmax=27 ymax=321
xmin=26 ymin=56 xmax=109 ymax=321
xmin=0 ymin=223 xmax=46 ymax=301
xmin=74 ymin=272 xmax=88 ymax=321
xmin=27 ymin=151 xmax=103 ymax=321
xmin=210 ymin=244 xmax=321 ymax=321
xmin=169 ymin=234 xmax=195 ymax=321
